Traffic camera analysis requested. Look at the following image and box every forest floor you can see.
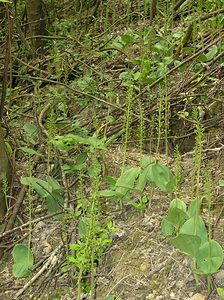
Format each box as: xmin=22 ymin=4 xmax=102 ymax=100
xmin=0 ymin=2 xmax=224 ymax=299
xmin=1 ymin=145 xmax=224 ymax=300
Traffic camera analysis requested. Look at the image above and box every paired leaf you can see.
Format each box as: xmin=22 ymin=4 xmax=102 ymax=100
xmin=170 ymin=198 xmax=187 ymax=212
xmin=21 ymin=176 xmax=64 ymax=212
xmin=171 ymin=234 xmax=201 ymax=258
xmin=196 ymin=240 xmax=224 ymax=274
xmin=180 ymin=216 xmax=208 ymax=244
xmin=20 ymin=147 xmax=43 ymax=156
xmin=167 ymin=207 xmax=188 ymax=227
xmin=87 ymin=159 xmax=101 ymax=178
xmin=99 ymin=189 xmax=118 ymax=198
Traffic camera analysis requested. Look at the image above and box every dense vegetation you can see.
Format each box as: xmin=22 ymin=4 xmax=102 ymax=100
xmin=0 ymin=0 xmax=224 ymax=299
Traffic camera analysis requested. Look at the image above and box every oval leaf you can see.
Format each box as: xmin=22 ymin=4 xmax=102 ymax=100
xmin=196 ymin=240 xmax=224 ymax=274
xmin=12 ymin=244 xmax=34 ymax=278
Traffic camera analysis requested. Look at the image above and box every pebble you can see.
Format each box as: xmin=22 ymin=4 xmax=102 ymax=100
xmin=214 ymin=269 xmax=224 ymax=286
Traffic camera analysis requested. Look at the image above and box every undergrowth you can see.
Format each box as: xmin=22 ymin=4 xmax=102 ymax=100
xmin=0 ymin=0 xmax=224 ymax=299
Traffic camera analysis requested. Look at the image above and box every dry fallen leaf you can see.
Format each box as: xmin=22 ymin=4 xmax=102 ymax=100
xmin=186 ymin=293 xmax=205 ymax=300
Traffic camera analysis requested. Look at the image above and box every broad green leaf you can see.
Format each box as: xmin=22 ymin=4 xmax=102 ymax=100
xmin=52 ymin=134 xmax=105 ymax=151
xmin=45 ymin=192 xmax=64 ymax=212
xmin=134 ymin=71 xmax=141 ymax=81
xmin=198 ymin=46 xmax=218 ymax=63
xmin=88 ymin=136 xmax=106 ymax=149
xmin=87 ymin=159 xmax=101 ymax=178
xmin=146 ymin=74 xmax=158 ymax=84
xmin=46 ymin=176 xmax=62 ymax=192
xmin=121 ymin=34 xmax=133 ymax=45
xmin=62 ymin=163 xmax=86 ymax=173
xmin=135 ymin=165 xmax=152 ymax=193
xmin=76 ymin=152 xmax=88 ymax=165
xmin=167 ymin=207 xmax=188 ymax=227
xmin=21 ymin=176 xmax=64 ymax=211
xmin=150 ymin=163 xmax=176 ymax=193
xmin=170 ymin=198 xmax=187 ymax=212
xmin=4 ymin=141 xmax=13 ymax=157
xmin=161 ymin=217 xmax=174 ymax=236
xmin=206 ymin=46 xmax=218 ymax=61
xmin=198 ymin=53 xmax=208 ymax=63
xmin=163 ymin=56 xmax=173 ymax=65
xmin=115 ymin=167 xmax=141 ymax=196
xmin=70 ymin=135 xmax=89 ymax=144
xmin=171 ymin=234 xmax=201 ymax=258
xmin=12 ymin=244 xmax=34 ymax=278
xmin=20 ymin=147 xmax=43 ymax=156
xmin=140 ymin=156 xmax=155 ymax=168
xmin=106 ymin=176 xmax=117 ymax=188
xmin=196 ymin=240 xmax=224 ymax=274
xmin=153 ymin=42 xmax=165 ymax=52
xmin=188 ymin=197 xmax=203 ymax=217
xmin=21 ymin=177 xmax=50 ymax=198
xmin=180 ymin=216 xmax=208 ymax=244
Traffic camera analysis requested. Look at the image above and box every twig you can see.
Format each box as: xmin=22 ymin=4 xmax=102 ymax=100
xmin=4 ymin=187 xmax=26 ymax=232
xmin=181 ymin=145 xmax=224 ymax=158
xmin=0 ymin=211 xmax=63 ymax=239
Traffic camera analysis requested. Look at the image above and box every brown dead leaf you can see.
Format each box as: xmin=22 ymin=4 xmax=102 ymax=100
xmin=186 ymin=293 xmax=206 ymax=300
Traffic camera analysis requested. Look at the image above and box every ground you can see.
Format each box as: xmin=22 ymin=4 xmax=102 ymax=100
xmin=1 ymin=147 xmax=224 ymax=300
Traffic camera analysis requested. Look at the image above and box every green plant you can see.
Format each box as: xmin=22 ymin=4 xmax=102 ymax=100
xmin=12 ymin=244 xmax=34 ymax=278
xmin=161 ymin=196 xmax=224 ymax=278
xmin=68 ymin=152 xmax=117 ymax=300
xmin=100 ymin=156 xmax=176 ymax=208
